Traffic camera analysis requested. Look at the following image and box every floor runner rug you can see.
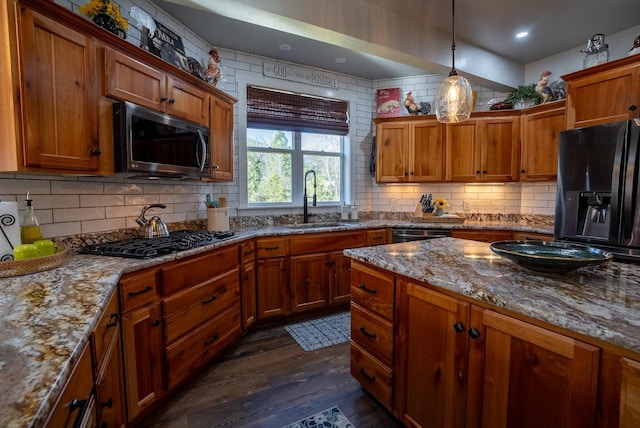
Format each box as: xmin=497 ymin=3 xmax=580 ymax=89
xmin=284 ymin=312 xmax=350 ymax=351
xmin=281 ymin=406 xmax=355 ymax=428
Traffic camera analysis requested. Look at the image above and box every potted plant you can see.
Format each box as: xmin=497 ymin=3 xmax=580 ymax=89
xmin=505 ymin=84 xmax=542 ymax=109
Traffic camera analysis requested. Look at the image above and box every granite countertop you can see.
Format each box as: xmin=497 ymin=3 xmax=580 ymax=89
xmin=344 ymin=237 xmax=640 ymax=355
xmin=0 ymin=218 xmax=554 ymax=427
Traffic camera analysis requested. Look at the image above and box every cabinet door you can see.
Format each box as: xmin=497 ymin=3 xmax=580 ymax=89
xmin=566 ymin=63 xmax=640 ymax=128
xmin=481 ymin=117 xmax=519 ymax=182
xmin=19 ymin=7 xmax=99 ymax=171
xmin=398 ymin=281 xmax=469 ymax=428
xmin=95 ymin=333 xmax=126 ymax=428
xmin=411 ymin=120 xmax=444 ymax=182
xmin=468 ymin=309 xmax=600 ymax=428
xmin=241 ymin=261 xmax=257 ymax=329
xmin=376 ymin=121 xmax=410 ymax=182
xmin=620 ymin=358 xmax=640 ymax=428
xmin=165 ymin=75 xmax=209 ymax=124
xmin=105 ymin=47 xmax=165 ymax=111
xmin=121 ymin=303 xmax=165 ymax=422
xmin=328 ymin=251 xmax=351 ymax=305
xmin=290 ymin=253 xmax=328 ymax=312
xmin=520 ymin=102 xmax=565 ymax=181
xmin=256 ymin=257 xmax=288 ymax=319
xmin=445 ymin=120 xmax=480 ymax=182
xmin=209 ymin=96 xmax=234 ymax=180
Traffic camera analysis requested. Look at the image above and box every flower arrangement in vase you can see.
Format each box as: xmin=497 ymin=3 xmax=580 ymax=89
xmin=79 ymin=0 xmax=128 ymax=39
xmin=433 ymin=197 xmax=449 ymax=216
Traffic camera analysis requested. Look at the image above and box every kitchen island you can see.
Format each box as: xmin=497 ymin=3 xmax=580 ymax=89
xmin=344 ymin=237 xmax=640 ymax=428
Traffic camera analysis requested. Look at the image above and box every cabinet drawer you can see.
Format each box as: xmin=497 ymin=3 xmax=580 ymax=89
xmin=119 ymin=269 xmax=159 ymax=313
xmin=350 ymin=262 xmax=395 ymax=321
xmin=351 ymin=303 xmax=393 ymax=366
xmin=351 ymin=341 xmax=392 ymax=409
xmin=163 ymin=268 xmax=240 ymax=344
xmin=92 ymin=290 xmax=120 ymax=373
xmin=256 ymin=237 xmax=287 ymax=258
xmin=166 ymin=304 xmax=242 ymax=389
xmin=239 ymin=240 xmax=256 ymax=264
xmin=289 ymin=231 xmax=366 ymax=255
xmin=366 ymin=229 xmax=388 ymax=246
xmin=161 ymin=245 xmax=238 ymax=295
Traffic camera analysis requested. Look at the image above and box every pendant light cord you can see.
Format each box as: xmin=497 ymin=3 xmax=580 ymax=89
xmin=449 ymin=0 xmax=458 ymax=76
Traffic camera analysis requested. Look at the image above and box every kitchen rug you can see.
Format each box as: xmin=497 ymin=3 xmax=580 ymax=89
xmin=282 ymin=406 xmax=354 ymax=428
xmin=284 ymin=312 xmax=350 ymax=352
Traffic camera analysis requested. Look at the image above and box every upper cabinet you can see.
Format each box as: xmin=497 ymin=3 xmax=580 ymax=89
xmin=104 ymin=47 xmax=209 ymax=126
xmin=520 ymin=100 xmax=566 ymax=181
xmin=563 ymin=55 xmax=640 ymax=129
xmin=445 ymin=113 xmax=521 ymax=182
xmin=208 ymin=96 xmax=235 ymax=181
xmin=0 ymin=1 xmax=106 ymax=174
xmin=374 ymin=116 xmax=444 ymax=183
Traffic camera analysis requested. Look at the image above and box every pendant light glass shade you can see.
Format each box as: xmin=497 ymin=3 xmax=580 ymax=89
xmin=434 ymin=74 xmax=473 ymax=123
xmin=435 ymin=0 xmax=473 ymax=123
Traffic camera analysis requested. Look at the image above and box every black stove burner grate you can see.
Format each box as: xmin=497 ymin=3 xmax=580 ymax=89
xmin=81 ymin=230 xmax=236 ymax=259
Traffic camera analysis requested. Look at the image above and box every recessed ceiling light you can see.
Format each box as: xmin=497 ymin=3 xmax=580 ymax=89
xmin=516 ymin=31 xmax=529 ymax=39
xmin=279 ymin=44 xmax=292 ymax=51
xmin=335 ymin=57 xmax=347 ymax=63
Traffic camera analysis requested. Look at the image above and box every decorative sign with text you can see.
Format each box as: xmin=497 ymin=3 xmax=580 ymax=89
xmin=263 ymin=62 xmax=339 ymax=89
xmin=375 ymin=88 xmax=401 ymax=117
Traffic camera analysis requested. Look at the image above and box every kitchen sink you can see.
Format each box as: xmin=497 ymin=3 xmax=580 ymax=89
xmin=284 ymin=222 xmax=349 ymax=229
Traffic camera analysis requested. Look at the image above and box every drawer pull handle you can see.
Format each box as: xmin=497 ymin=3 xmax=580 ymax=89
xmin=359 ymin=367 xmax=376 ymax=382
xmin=101 ymin=397 xmax=113 ymax=409
xmin=204 ymin=334 xmax=220 ymax=345
xmin=202 ymin=295 xmax=218 ymax=305
xmin=244 ymin=249 xmax=255 ymax=255
xmin=359 ymin=326 xmax=377 ymax=339
xmin=359 ymin=284 xmax=377 ymax=294
xmin=106 ymin=313 xmax=119 ymax=329
xmin=128 ymin=285 xmax=153 ymax=297
xmin=264 ymin=246 xmax=280 ymax=250
xmin=371 ymin=236 xmax=383 ymax=241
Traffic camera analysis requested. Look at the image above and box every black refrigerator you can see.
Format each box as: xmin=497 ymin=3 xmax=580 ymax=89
xmin=555 ymin=119 xmax=640 ymax=260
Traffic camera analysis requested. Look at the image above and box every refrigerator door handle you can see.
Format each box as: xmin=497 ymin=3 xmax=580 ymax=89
xmin=622 ymin=122 xmax=640 ymax=243
xmin=611 ymin=125 xmax=626 ymax=244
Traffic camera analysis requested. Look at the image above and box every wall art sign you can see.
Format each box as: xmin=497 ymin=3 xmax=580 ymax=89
xmin=375 ymin=88 xmax=401 ymax=117
xmin=263 ymin=62 xmax=339 ymax=89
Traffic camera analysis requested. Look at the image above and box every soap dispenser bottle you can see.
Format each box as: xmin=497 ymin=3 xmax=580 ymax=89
xmin=21 ymin=194 xmax=43 ymax=244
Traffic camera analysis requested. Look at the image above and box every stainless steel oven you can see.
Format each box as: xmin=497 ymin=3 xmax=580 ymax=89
xmin=391 ymin=228 xmax=451 ymax=243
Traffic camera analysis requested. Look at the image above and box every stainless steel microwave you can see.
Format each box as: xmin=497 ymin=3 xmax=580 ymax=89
xmin=113 ymin=101 xmax=211 ymax=178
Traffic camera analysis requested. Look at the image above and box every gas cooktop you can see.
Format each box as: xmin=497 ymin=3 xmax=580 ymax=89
xmin=81 ymin=230 xmax=236 ymax=259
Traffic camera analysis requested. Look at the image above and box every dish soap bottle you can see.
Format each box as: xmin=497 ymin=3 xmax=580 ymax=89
xmin=21 ymin=195 xmax=43 ymax=244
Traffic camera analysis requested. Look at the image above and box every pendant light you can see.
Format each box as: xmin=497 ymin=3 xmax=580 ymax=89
xmin=434 ymin=0 xmax=473 ymax=123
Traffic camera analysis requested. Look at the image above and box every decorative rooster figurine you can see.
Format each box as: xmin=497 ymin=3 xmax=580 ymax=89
xmin=535 ymin=70 xmax=554 ymax=104
xmin=206 ymin=48 xmax=222 ymax=86
xmin=404 ymin=92 xmax=431 ymax=115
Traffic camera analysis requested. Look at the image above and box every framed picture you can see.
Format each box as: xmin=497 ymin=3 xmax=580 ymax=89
xmin=375 ymin=88 xmax=401 ymax=117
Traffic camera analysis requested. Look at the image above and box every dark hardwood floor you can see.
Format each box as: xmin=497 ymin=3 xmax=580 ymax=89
xmin=145 ymin=315 xmax=403 ymax=428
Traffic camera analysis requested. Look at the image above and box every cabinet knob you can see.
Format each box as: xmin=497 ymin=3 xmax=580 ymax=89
xmin=90 ymin=149 xmax=101 ymax=156
xmin=468 ymin=328 xmax=481 ymax=339
xmin=410 ymin=171 xmax=414 ymax=175
xmin=520 ymin=169 xmax=526 ymax=174
xmin=101 ymin=397 xmax=113 ymax=409
xmin=629 ymin=104 xmax=638 ymax=111
xmin=168 ymin=99 xmax=175 ymax=105
xmin=151 ymin=319 xmax=160 ymax=327
xmin=213 ymin=164 xmax=220 ymax=171
xmin=476 ymin=170 xmax=481 ymax=174
xmin=453 ymin=322 xmax=465 ymax=333
xmin=160 ymin=97 xmax=168 ymax=102
xmin=482 ymin=170 xmax=487 ymax=174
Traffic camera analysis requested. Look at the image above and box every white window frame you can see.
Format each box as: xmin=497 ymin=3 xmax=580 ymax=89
xmin=237 ymin=70 xmax=356 ymax=210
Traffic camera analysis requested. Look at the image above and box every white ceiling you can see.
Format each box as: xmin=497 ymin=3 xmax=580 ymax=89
xmin=153 ymin=0 xmax=639 ymax=89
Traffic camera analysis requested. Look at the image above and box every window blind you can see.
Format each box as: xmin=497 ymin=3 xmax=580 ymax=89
xmin=247 ymin=86 xmax=348 ymax=136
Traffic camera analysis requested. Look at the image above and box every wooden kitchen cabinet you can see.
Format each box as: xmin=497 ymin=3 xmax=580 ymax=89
xmin=0 ymin=1 xmax=106 ymax=174
xmin=119 ymin=269 xmax=165 ymax=422
xmin=45 ymin=343 xmax=96 ymax=428
xmin=240 ymin=240 xmax=257 ymax=330
xmin=328 ymin=250 xmax=351 ymax=305
xmin=445 ymin=113 xmax=520 ymax=182
xmin=290 ymin=253 xmax=329 ymax=312
xmin=256 ymin=237 xmax=289 ymax=320
xmin=563 ymin=55 xmax=640 ymax=129
xmin=450 ymin=229 xmax=513 ymax=243
xmin=375 ymin=116 xmax=444 ymax=183
xmin=105 ymin=47 xmax=209 ymax=125
xmin=619 ymin=357 xmax=640 ymax=428
xmin=520 ymin=100 xmax=566 ymax=181
xmin=208 ymin=96 xmax=235 ymax=181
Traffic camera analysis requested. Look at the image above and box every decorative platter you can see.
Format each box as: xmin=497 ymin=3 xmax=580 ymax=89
xmin=489 ymin=240 xmax=613 ymax=273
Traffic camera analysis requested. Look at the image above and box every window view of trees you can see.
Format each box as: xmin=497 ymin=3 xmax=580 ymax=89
xmin=247 ymin=129 xmax=342 ymax=205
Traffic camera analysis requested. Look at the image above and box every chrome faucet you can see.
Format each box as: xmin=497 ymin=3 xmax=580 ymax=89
xmin=303 ymin=170 xmax=317 ymax=223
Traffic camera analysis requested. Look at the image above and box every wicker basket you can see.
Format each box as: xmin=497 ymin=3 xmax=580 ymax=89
xmin=411 ymin=213 xmax=466 ymax=224
xmin=0 ymin=243 xmax=68 ymax=278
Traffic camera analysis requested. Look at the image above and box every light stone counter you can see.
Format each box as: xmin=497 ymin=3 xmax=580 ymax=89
xmin=0 ymin=219 xmax=554 ymax=427
xmin=344 ymin=237 xmax=640 ymax=355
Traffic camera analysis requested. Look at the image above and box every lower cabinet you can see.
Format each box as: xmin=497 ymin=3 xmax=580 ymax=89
xmin=450 ymin=229 xmax=513 ymax=243
xmin=256 ymin=256 xmax=289 ymax=319
xmin=95 ymin=334 xmax=126 ymax=428
xmin=351 ymin=263 xmax=603 ymax=428
xmin=290 ymin=253 xmax=329 ymax=312
xmin=328 ymin=251 xmax=351 ymax=305
xmin=620 ymin=358 xmax=640 ymax=428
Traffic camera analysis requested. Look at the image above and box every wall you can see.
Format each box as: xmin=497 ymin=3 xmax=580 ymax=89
xmin=1 ymin=0 xmax=558 ymax=240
